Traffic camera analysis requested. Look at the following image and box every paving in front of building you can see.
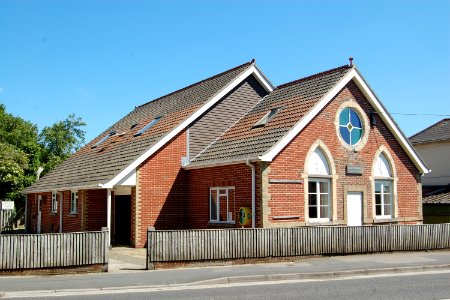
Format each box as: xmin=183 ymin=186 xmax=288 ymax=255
xmin=1 ymin=250 xmax=450 ymax=297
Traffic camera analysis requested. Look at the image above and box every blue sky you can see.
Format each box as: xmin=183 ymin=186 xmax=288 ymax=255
xmin=0 ymin=0 xmax=449 ymax=142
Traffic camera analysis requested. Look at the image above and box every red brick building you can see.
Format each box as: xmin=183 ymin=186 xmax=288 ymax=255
xmin=24 ymin=60 xmax=429 ymax=247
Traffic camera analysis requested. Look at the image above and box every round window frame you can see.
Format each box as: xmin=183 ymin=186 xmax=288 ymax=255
xmin=335 ymin=100 xmax=370 ymax=152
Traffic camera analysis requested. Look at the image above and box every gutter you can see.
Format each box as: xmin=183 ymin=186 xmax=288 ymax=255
xmin=246 ymin=160 xmax=256 ymax=228
xmin=23 ymin=184 xmax=103 ymax=195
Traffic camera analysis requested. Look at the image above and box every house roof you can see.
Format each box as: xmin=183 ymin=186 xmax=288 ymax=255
xmin=187 ymin=65 xmax=352 ymax=167
xmin=24 ymin=61 xmax=264 ymax=193
xmin=187 ymin=66 xmax=429 ymax=174
xmin=25 ymin=60 xmax=430 ymax=194
xmin=423 ymin=190 xmax=450 ymax=204
xmin=409 ymin=118 xmax=450 ymax=144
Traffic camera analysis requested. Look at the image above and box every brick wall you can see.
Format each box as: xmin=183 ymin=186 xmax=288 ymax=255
xmin=134 ymin=131 xmax=188 ymax=247
xmin=85 ymin=189 xmax=108 ymax=231
xmin=26 ymin=190 xmax=84 ymax=233
xmin=187 ymin=163 xmax=262 ymax=229
xmin=266 ymin=81 xmax=421 ymax=225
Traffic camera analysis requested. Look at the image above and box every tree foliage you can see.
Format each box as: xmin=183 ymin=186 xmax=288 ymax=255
xmin=39 ymin=114 xmax=86 ymax=175
xmin=0 ymin=142 xmax=28 ymax=200
xmin=0 ymin=104 xmax=86 ymax=223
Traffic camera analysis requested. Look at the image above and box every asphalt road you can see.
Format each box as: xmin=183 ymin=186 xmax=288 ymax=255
xmin=20 ymin=271 xmax=450 ymax=300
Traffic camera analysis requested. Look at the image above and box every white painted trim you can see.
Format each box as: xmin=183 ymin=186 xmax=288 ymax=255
xmin=102 ymin=65 xmax=273 ymax=188
xmin=258 ymin=68 xmax=429 ymax=174
xmin=51 ymin=191 xmax=58 ymax=214
xmin=59 ymin=192 xmax=63 ymax=233
xmin=351 ymin=70 xmax=429 ymax=174
xmin=106 ymin=188 xmax=111 ymax=245
xmin=259 ymin=69 xmax=357 ymax=162
xmin=116 ymin=169 xmax=136 ymax=186
xmin=70 ymin=190 xmax=78 ymax=214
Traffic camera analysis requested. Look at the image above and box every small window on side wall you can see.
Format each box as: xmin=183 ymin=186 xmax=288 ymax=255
xmin=210 ymin=187 xmax=235 ymax=223
xmin=70 ymin=191 xmax=78 ymax=214
xmin=51 ymin=191 xmax=58 ymax=213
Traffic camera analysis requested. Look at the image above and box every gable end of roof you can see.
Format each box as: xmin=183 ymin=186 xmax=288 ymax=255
xmin=259 ymin=67 xmax=429 ymax=174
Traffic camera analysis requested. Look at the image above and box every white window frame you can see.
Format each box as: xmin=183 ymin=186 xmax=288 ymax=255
xmin=70 ymin=191 xmax=78 ymax=214
xmin=374 ymin=179 xmax=392 ymax=219
xmin=209 ymin=187 xmax=235 ymax=224
xmin=51 ymin=191 xmax=58 ymax=213
xmin=308 ymin=177 xmax=331 ymax=222
xmin=373 ymin=152 xmax=395 ymax=220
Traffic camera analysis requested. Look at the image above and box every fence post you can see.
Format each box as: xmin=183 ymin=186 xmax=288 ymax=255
xmin=147 ymin=226 xmax=155 ymax=270
xmin=101 ymin=227 xmax=110 ymax=272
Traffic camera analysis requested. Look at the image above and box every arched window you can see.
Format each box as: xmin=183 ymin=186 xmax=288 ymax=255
xmin=374 ymin=153 xmax=394 ymax=218
xmin=307 ymin=148 xmax=332 ymax=221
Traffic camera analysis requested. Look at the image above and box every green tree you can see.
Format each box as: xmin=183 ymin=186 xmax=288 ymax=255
xmin=39 ymin=113 xmax=86 ymax=175
xmin=0 ymin=104 xmax=86 ymax=225
xmin=0 ymin=142 xmax=28 ymax=200
xmin=0 ymin=104 xmax=40 ymax=199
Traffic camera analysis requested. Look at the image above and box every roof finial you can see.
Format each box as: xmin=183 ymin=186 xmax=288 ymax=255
xmin=349 ymin=56 xmax=353 ymax=67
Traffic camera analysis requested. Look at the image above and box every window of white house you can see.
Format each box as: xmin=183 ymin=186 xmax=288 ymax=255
xmin=70 ymin=191 xmax=78 ymax=214
xmin=374 ymin=153 xmax=394 ymax=218
xmin=307 ymin=147 xmax=332 ymax=221
xmin=210 ymin=187 xmax=235 ymax=223
xmin=51 ymin=191 xmax=58 ymax=213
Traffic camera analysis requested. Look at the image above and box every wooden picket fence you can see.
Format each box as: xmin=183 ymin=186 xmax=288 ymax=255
xmin=0 ymin=210 xmax=14 ymax=232
xmin=147 ymin=224 xmax=450 ymax=268
xmin=0 ymin=229 xmax=109 ymax=271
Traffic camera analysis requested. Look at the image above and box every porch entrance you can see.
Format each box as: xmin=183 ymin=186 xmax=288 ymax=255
xmin=114 ymin=195 xmax=131 ymax=245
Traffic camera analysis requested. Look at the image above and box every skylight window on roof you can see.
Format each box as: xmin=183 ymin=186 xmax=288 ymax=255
xmin=134 ymin=116 xmax=162 ymax=137
xmin=253 ymin=108 xmax=281 ymax=128
xmin=92 ymin=131 xmax=116 ymax=148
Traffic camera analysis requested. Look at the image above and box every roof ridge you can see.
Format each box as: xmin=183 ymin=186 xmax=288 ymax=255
xmin=277 ymin=65 xmax=352 ymax=89
xmin=409 ymin=118 xmax=450 ymax=140
xmin=137 ymin=61 xmax=254 ymax=108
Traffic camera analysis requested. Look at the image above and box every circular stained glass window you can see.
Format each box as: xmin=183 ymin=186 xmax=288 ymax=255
xmin=339 ymin=108 xmax=363 ymax=146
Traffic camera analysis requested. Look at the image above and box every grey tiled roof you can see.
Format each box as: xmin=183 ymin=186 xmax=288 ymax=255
xmin=410 ymin=119 xmax=450 ymax=144
xmin=24 ymin=61 xmax=253 ymax=193
xmin=423 ymin=191 xmax=450 ymax=204
xmin=188 ymin=65 xmax=352 ymax=166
